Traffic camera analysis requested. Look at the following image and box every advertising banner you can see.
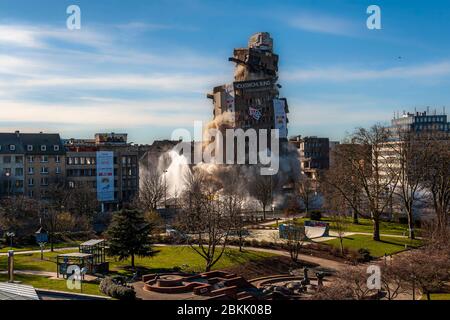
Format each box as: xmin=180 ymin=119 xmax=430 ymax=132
xmin=223 ymin=83 xmax=235 ymax=125
xmin=273 ymin=99 xmax=287 ymax=138
xmin=96 ymin=151 xmax=114 ymax=201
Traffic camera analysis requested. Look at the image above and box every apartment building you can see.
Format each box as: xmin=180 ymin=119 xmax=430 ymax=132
xmin=0 ymin=132 xmax=25 ymax=197
xmin=289 ymin=135 xmax=330 ymax=180
xmin=21 ymin=133 xmax=66 ymax=200
xmin=64 ymin=133 xmax=139 ymax=212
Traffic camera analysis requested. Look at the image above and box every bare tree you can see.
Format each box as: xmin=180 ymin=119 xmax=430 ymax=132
xmin=379 ymin=262 xmax=407 ymax=300
xmin=68 ymin=181 xmax=98 ymax=218
xmin=329 ymin=209 xmax=348 ymax=256
xmin=312 ymin=266 xmax=377 ymax=300
xmin=219 ymin=167 xmax=247 ymax=251
xmin=41 ymin=181 xmax=74 ymax=251
xmin=138 ymin=168 xmax=166 ymax=212
xmin=391 ymin=129 xmax=428 ymax=239
xmin=422 ymin=137 xmax=450 ymax=237
xmin=343 ymin=125 xmax=399 ymax=241
xmin=323 ymin=147 xmax=365 ymax=224
xmin=249 ymin=173 xmax=273 ymax=221
xmin=393 ymin=246 xmax=450 ymax=300
xmin=0 ymin=196 xmax=41 ymax=243
xmin=177 ymin=169 xmax=232 ymax=272
xmin=295 ymin=175 xmax=316 ymax=216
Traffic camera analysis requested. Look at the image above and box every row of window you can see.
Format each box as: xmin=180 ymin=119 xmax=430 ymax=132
xmin=66 ymin=156 xmax=137 ymax=166
xmin=3 ymin=167 xmax=62 ymax=176
xmin=1 ymin=156 xmax=23 ymax=164
xmin=27 ymin=177 xmax=50 ymax=186
xmin=415 ymin=116 xmax=447 ymax=123
xmin=0 ymin=144 xmax=60 ymax=152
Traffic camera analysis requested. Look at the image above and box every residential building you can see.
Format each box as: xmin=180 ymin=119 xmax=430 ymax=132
xmin=391 ymin=109 xmax=450 ymax=135
xmin=0 ymin=132 xmax=25 ymax=197
xmin=64 ymin=133 xmax=139 ymax=212
xmin=21 ymin=132 xmax=66 ymax=200
xmin=289 ymin=135 xmax=330 ymax=180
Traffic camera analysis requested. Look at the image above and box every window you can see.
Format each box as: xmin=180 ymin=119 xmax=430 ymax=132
xmin=15 ymin=180 xmax=23 ymax=188
xmin=15 ymin=168 xmax=23 ymax=177
xmin=56 ymin=167 xmax=61 ymax=174
xmin=28 ymin=190 xmax=34 ymax=197
xmin=27 ymin=145 xmax=33 ymax=151
xmin=69 ymin=181 xmax=75 ymax=188
xmin=28 ymin=156 xmax=34 ymax=163
xmin=41 ymin=155 xmax=48 ymax=163
xmin=28 ymin=178 xmax=34 ymax=186
xmin=9 ymin=144 xmax=15 ymax=151
xmin=28 ymin=167 xmax=34 ymax=175
xmin=40 ymin=177 xmax=48 ymax=186
xmin=15 ymin=156 xmax=23 ymax=164
xmin=40 ymin=167 xmax=49 ymax=174
xmin=55 ymin=155 xmax=60 ymax=163
xmin=41 ymin=145 xmax=47 ymax=151
xmin=80 ymin=157 xmax=85 ymax=165
xmin=53 ymin=145 xmax=60 ymax=151
xmin=3 ymin=156 xmax=11 ymax=164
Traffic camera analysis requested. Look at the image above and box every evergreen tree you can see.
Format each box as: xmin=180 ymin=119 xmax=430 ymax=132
xmin=106 ymin=209 xmax=155 ymax=269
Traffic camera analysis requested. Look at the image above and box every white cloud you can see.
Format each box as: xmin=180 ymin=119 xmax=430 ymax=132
xmin=288 ymin=11 xmax=357 ymax=36
xmin=0 ymin=98 xmax=210 ymax=127
xmin=283 ymin=61 xmax=450 ymax=82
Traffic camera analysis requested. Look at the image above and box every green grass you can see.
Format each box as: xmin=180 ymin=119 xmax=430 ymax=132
xmin=421 ymin=293 xmax=450 ymax=300
xmin=0 ymin=250 xmax=72 ymax=272
xmin=0 ymin=242 xmax=80 ymax=253
xmin=109 ymin=246 xmax=275 ymax=276
xmin=322 ymin=234 xmax=422 ymax=257
xmin=275 ymin=216 xmax=415 ymax=236
xmin=0 ymin=246 xmax=274 ymax=276
xmin=0 ymin=274 xmax=105 ymax=296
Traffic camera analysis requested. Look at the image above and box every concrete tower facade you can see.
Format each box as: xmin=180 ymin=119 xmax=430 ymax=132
xmin=207 ymin=32 xmax=289 ymax=146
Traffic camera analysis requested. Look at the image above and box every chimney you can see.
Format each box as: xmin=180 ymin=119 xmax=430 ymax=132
xmin=15 ymin=130 xmax=20 ymax=137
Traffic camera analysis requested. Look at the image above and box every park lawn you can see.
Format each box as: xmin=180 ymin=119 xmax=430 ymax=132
xmin=421 ymin=293 xmax=450 ymax=300
xmin=1 ymin=246 xmax=275 ymax=276
xmin=291 ymin=217 xmax=414 ymax=236
xmin=0 ymin=250 xmax=75 ymax=272
xmin=322 ymin=234 xmax=422 ymax=257
xmin=0 ymin=274 xmax=105 ymax=296
xmin=109 ymin=246 xmax=276 ymax=276
xmin=0 ymin=241 xmax=81 ymax=253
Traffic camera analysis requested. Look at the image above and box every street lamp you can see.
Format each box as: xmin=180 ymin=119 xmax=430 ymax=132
xmin=6 ymin=231 xmax=15 ymax=248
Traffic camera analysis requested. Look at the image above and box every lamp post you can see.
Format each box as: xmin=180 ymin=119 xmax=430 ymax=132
xmin=6 ymin=231 xmax=15 ymax=248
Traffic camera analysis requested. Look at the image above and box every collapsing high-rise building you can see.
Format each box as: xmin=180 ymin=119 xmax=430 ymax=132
xmin=207 ymin=32 xmax=289 ymax=158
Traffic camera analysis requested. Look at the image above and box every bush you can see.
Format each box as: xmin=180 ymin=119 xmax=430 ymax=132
xmin=357 ymin=248 xmax=372 ymax=262
xmin=309 ymin=211 xmax=322 ymax=221
xmin=99 ymin=276 xmax=136 ymax=300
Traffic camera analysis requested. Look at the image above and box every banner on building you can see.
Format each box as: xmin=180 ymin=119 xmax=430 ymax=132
xmin=96 ymin=151 xmax=114 ymax=201
xmin=248 ymin=106 xmax=262 ymax=121
xmin=273 ymin=99 xmax=287 ymax=138
xmin=223 ymin=84 xmax=235 ymax=125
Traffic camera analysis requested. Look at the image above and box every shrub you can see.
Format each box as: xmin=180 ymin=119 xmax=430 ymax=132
xmin=309 ymin=211 xmax=322 ymax=221
xmin=99 ymin=276 xmax=136 ymax=300
xmin=358 ymin=248 xmax=371 ymax=261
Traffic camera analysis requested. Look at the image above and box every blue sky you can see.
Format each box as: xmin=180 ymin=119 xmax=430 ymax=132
xmin=1 ymin=0 xmax=450 ymax=143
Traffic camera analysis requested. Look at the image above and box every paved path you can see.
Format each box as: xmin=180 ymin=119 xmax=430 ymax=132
xmin=153 ymin=243 xmax=347 ymax=272
xmin=0 ymin=247 xmax=77 ymax=256
xmin=0 ymin=269 xmax=97 ymax=281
